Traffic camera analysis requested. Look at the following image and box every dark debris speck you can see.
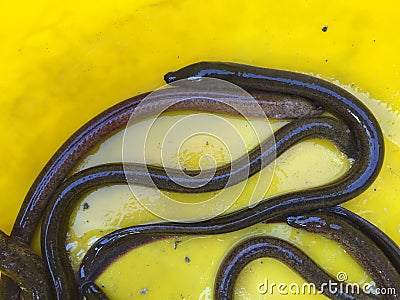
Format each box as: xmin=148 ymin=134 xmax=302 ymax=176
xmin=322 ymin=26 xmax=328 ymax=32
xmin=83 ymin=203 xmax=90 ymax=210
xmin=185 ymin=256 xmax=191 ymax=263
xmin=174 ymin=240 xmax=182 ymax=250
xmin=140 ymin=288 xmax=148 ymax=295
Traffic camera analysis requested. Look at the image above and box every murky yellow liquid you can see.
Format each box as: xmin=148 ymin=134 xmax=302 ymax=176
xmin=1 ymin=1 xmax=399 ymax=299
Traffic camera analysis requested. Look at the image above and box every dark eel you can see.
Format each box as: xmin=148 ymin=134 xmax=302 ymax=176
xmin=214 ymin=236 xmax=381 ymax=300
xmin=12 ymin=89 xmax=322 ymax=243
xmin=2 ymin=62 xmax=387 ymax=299
xmin=164 ymin=62 xmax=384 ymax=209
xmin=80 ymin=206 xmax=400 ymax=299
xmin=286 ymin=212 xmax=400 ymax=298
xmin=0 ymin=231 xmax=52 ymax=299
xmin=12 ymin=88 xmax=321 ymax=244
xmin=73 ymin=62 xmax=385 ymax=296
xmin=2 ymin=88 xmax=322 ymax=298
xmin=324 ymin=206 xmax=400 ymax=273
xmin=42 ymin=116 xmax=354 ymax=299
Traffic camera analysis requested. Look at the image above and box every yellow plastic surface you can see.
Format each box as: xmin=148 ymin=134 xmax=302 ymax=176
xmin=1 ymin=1 xmax=399 ymax=299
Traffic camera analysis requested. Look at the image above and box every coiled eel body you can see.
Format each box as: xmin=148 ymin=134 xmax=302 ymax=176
xmin=2 ymin=62 xmax=390 ymax=300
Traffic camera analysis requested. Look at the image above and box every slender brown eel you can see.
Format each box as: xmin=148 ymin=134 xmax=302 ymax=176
xmin=79 ymin=206 xmax=400 ymax=299
xmin=286 ymin=212 xmax=400 ymax=299
xmin=266 ymin=206 xmax=400 ymax=276
xmin=0 ymin=231 xmax=52 ymax=299
xmin=42 ymin=116 xmax=354 ymax=299
xmin=324 ymin=206 xmax=400 ymax=273
xmin=2 ymin=88 xmax=322 ymax=298
xmin=12 ymin=89 xmax=321 ymax=243
xmin=214 ymin=236 xmax=380 ymax=300
xmin=72 ymin=62 xmax=385 ymax=298
xmin=3 ymin=62 xmax=387 ymax=299
xmin=164 ymin=62 xmax=384 ymax=205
